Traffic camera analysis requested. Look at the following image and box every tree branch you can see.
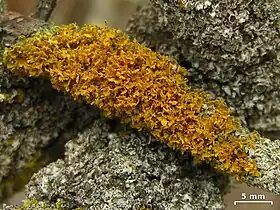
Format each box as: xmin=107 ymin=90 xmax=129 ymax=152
xmin=31 ymin=0 xmax=57 ymax=21
xmin=0 ymin=0 xmax=7 ymax=15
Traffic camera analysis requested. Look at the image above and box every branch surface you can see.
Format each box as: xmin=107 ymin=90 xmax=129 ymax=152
xmin=31 ymin=0 xmax=57 ymax=21
xmin=0 ymin=0 xmax=7 ymax=15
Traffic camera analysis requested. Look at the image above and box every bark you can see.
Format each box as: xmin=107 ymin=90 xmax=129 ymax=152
xmin=31 ymin=0 xmax=57 ymax=21
xmin=0 ymin=0 xmax=7 ymax=15
xmin=0 ymin=12 xmax=97 ymax=202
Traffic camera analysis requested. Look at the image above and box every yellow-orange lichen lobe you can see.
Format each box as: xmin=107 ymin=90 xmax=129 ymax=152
xmin=3 ymin=24 xmax=261 ymax=180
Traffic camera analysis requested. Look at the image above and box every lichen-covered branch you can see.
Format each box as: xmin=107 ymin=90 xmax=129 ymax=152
xmin=127 ymin=0 xmax=280 ymax=134
xmin=1 ymin=23 xmax=268 ymax=180
xmin=31 ymin=0 xmax=57 ymax=21
xmin=3 ymin=22 xmax=280 ymax=195
xmin=0 ymin=12 xmax=98 ymax=202
xmin=0 ymin=3 xmax=279 ymax=210
xmin=126 ymin=0 xmax=280 ymax=195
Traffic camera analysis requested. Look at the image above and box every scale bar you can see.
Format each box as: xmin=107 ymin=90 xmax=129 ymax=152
xmin=234 ymin=200 xmax=273 ymax=205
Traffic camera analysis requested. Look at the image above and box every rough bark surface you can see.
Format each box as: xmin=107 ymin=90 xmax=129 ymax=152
xmin=0 ymin=0 xmax=280 ymax=208
xmin=127 ymin=0 xmax=280 ymax=134
xmin=0 ymin=12 xmax=98 ymax=201
xmin=31 ymin=0 xmax=57 ymax=21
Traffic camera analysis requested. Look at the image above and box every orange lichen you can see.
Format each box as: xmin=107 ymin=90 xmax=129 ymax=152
xmin=3 ymin=24 xmax=261 ymax=180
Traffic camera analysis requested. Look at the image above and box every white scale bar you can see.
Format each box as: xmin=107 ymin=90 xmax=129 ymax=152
xmin=234 ymin=200 xmax=273 ymax=205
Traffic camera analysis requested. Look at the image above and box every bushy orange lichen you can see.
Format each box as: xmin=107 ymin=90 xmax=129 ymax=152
xmin=3 ymin=24 xmax=261 ymax=180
